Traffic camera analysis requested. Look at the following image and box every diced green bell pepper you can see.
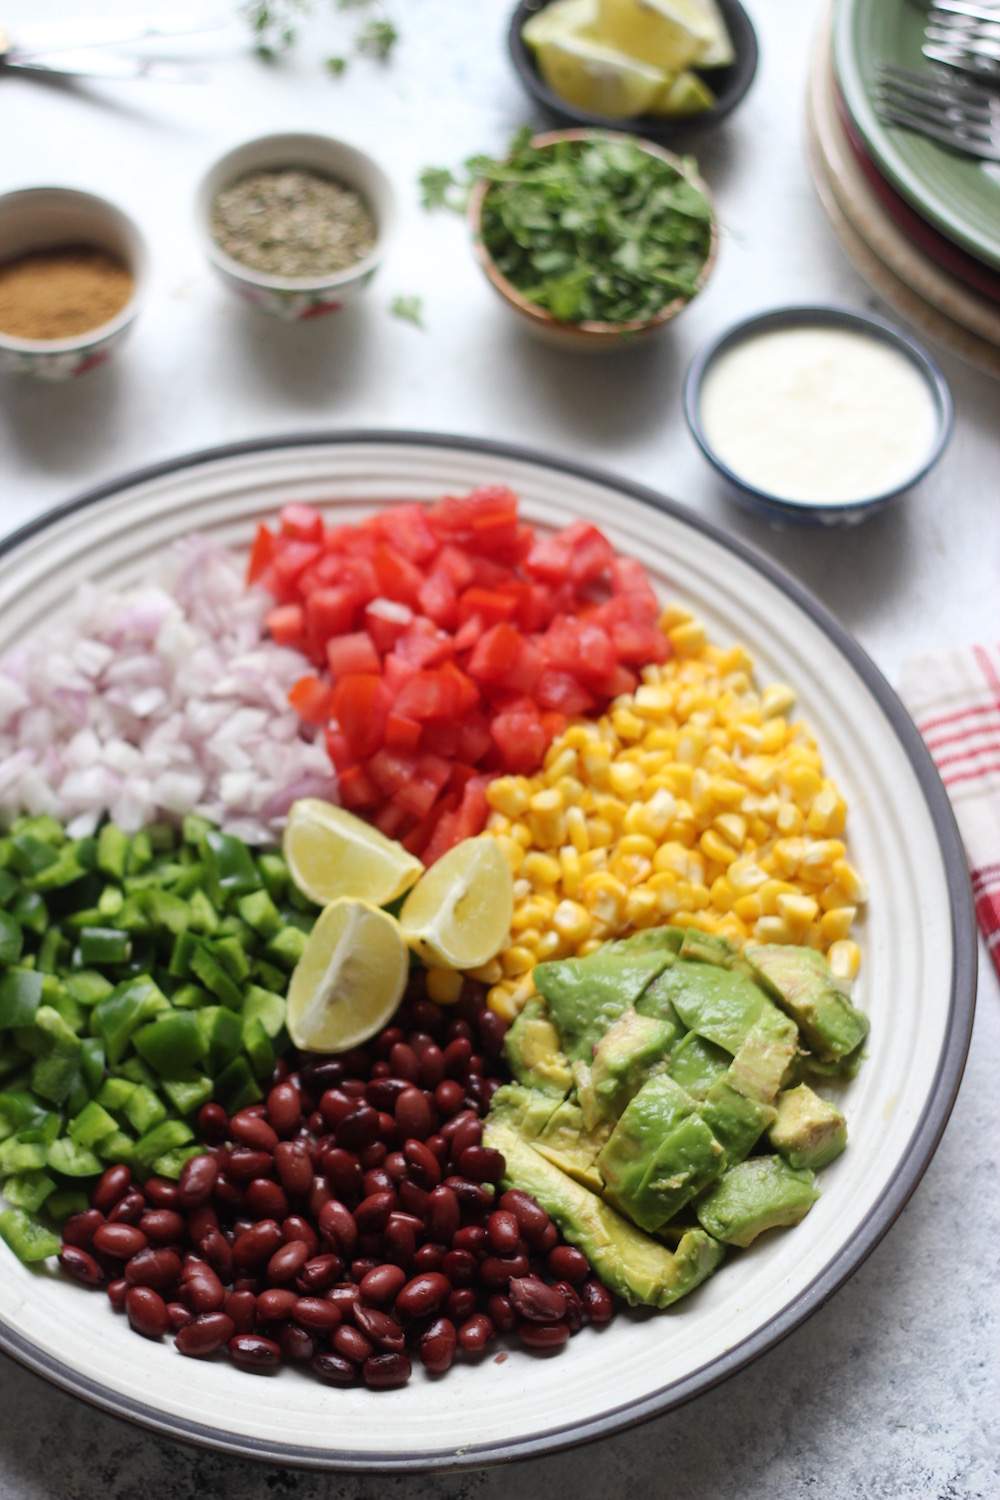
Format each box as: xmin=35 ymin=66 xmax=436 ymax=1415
xmin=134 ymin=1011 xmax=206 ymax=1077
xmin=79 ymin=927 xmax=131 ymax=965
xmin=161 ymin=1075 xmax=213 ymax=1116
xmin=266 ymin=927 xmax=307 ymax=969
xmin=243 ymin=1016 xmax=274 ymax=1081
xmin=214 ymin=1056 xmax=262 ymax=1112
xmin=237 ymin=889 xmax=282 ymax=939
xmin=45 ymin=1187 xmax=89 ymax=1222
xmin=0 ymin=1136 xmax=49 ymax=1175
xmin=47 ymin=1137 xmax=103 ymax=1177
xmin=190 ymin=945 xmax=242 ymax=1008
xmin=68 ymin=1100 xmax=119 ymax=1149
xmin=133 ymin=1118 xmax=193 ymax=1176
xmin=242 ymin=985 xmax=286 ymax=1039
xmin=0 ymin=869 xmax=19 ymax=906
xmin=197 ymin=1006 xmax=242 ymax=1072
xmin=11 ymin=891 xmax=47 ymax=936
xmin=96 ymin=1076 xmax=138 ymax=1115
xmin=204 ymin=830 xmax=260 ymax=900
xmin=0 ymin=911 xmax=23 ymax=965
xmin=65 ymin=970 xmax=114 ymax=1007
xmin=4 ymin=1171 xmax=57 ymax=1213
xmin=0 ymin=969 xmax=43 ymax=1029
xmin=97 ymin=1129 xmax=136 ymax=1165
xmin=151 ymin=1143 xmax=203 ymax=1179
xmin=0 ymin=1206 xmax=60 ymax=1262
xmin=124 ymin=1084 xmax=167 ymax=1135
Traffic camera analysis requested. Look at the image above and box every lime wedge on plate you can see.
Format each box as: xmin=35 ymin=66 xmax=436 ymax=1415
xmin=399 ymin=837 xmax=513 ymax=970
xmin=595 ymin=0 xmax=721 ymax=73
xmin=284 ymin=799 xmax=423 ymax=908
xmin=287 ymin=897 xmax=409 ymax=1053
xmin=532 ymin=31 xmax=669 ymax=117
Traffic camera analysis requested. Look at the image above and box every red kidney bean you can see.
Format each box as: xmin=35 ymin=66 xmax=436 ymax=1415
xmin=309 ymin=1178 xmax=334 ymax=1221
xmin=301 ymin=1059 xmax=346 ymax=1093
xmin=395 ymin=1087 xmax=435 ymax=1142
xmin=336 ymin=1105 xmax=379 ymax=1152
xmin=233 ymin=1220 xmax=283 ymax=1270
xmin=230 ymin=1110 xmax=279 ymax=1153
xmin=403 ymin=1138 xmax=441 ymax=1189
xmin=233 ymin=1275 xmax=261 ymax=1294
xmin=411 ymin=1001 xmax=448 ymax=1039
xmin=444 ymin=1176 xmax=491 ymax=1212
xmin=183 ymin=1267 xmax=225 ymax=1314
xmin=486 ymin=1210 xmax=521 ymax=1255
xmin=382 ymin=1150 xmax=407 ymax=1183
xmin=446 ymin=1017 xmax=474 ymax=1043
xmin=538 ymin=1222 xmax=559 ymax=1254
xmin=294 ymin=1297 xmax=343 ymax=1334
xmin=509 ymin=1276 xmax=567 ymax=1323
xmin=281 ymin=1216 xmax=319 ymax=1256
xmin=412 ymin=1243 xmax=446 ymax=1274
xmin=167 ymin=1302 xmax=193 ymax=1332
xmin=551 ymin=1281 xmax=584 ymax=1333
xmin=126 ymin=1285 xmax=168 ymax=1339
xmin=318 ymin=1200 xmax=358 ymax=1258
xmin=351 ymin=1258 xmax=379 ymax=1282
xmin=243 ymin=1179 xmax=289 ymax=1222
xmin=199 ymin=1231 xmax=233 ymax=1283
xmin=140 ymin=1210 xmax=186 ymax=1246
xmin=361 ymin=1138 xmax=391 ymax=1168
xmin=580 ymin=1278 xmax=614 ymax=1325
xmin=548 ymin=1245 xmax=590 ymax=1285
xmin=227 ymin=1150 xmax=273 ymax=1184
xmin=441 ymin=1249 xmax=477 ymax=1287
xmin=257 ymin=1287 xmax=298 ymax=1322
xmin=416 ymin=1044 xmax=445 ymax=1091
xmin=487 ymin=1293 xmax=516 ymax=1334
xmin=273 ymin=1141 xmax=313 ymax=1199
xmin=425 ymin=1185 xmax=460 ymax=1244
xmin=176 ymin=1311 xmax=234 ymax=1357
xmin=477 ymin=1009 xmax=508 ymax=1059
xmin=388 ymin=1043 xmax=420 ymax=1082
xmin=375 ymin=1025 xmax=405 ymax=1057
xmin=92 ymin=1164 xmax=131 ymax=1213
xmin=457 ymin=1145 xmax=504 ymax=1184
xmin=213 ymin=1174 xmax=243 ymax=1212
xmin=93 ymin=1223 xmax=147 ymax=1260
xmin=480 ymin=1254 xmax=529 ymax=1288
xmin=383 ymin=1217 xmax=416 ymax=1268
xmin=395 ymin=1272 xmax=450 ymax=1319
xmin=518 ymin=1320 xmax=570 ymax=1351
xmin=319 ymin=1089 xmax=354 ymax=1128
xmin=229 ymin=1333 xmax=281 ymax=1373
xmin=312 ymin=1352 xmax=357 ymax=1386
xmin=426 ymin=1133 xmax=449 ymax=1164
xmin=359 ymin=1264 xmax=407 ymax=1306
xmin=449 ymin=1115 xmax=482 ymax=1159
xmin=197 ymin=1103 xmax=229 ymax=1145
xmin=419 ymin=1316 xmax=457 ymax=1375
xmin=280 ymin=1323 xmax=316 ymax=1362
xmin=332 ymin=1324 xmax=373 ymax=1364
xmin=59 ymin=1245 xmax=104 ymax=1287
xmin=397 ymin=1180 xmax=429 ymax=1219
xmin=320 ymin=1149 xmax=363 ymax=1205
xmin=354 ymin=1191 xmax=395 ymax=1234
xmin=267 ymin=1240 xmax=309 ymax=1284
xmin=298 ymin=1254 xmax=342 ymax=1293
xmin=353 ymin=1304 xmax=405 ymax=1352
xmin=108 ymin=1190 xmax=145 ymax=1226
xmin=62 ymin=1209 xmax=104 ymax=1249
xmin=362 ymin=1167 xmax=394 ymax=1198
xmin=187 ymin=1204 xmax=220 ymax=1244
xmin=443 ymin=1037 xmax=473 ymax=1080
xmin=433 ymin=1079 xmax=466 ymax=1118
xmin=326 ymin=1283 xmax=361 ymax=1320
xmin=225 ymin=1289 xmax=257 ymax=1334
xmin=446 ymin=1287 xmax=477 ymax=1322
xmin=107 ymin=1278 xmax=127 ymax=1312
xmin=498 ymin=1190 xmax=551 ymax=1246
xmin=266 ymin=1082 xmax=302 ymax=1138
xmin=124 ymin=1248 xmax=181 ymax=1291
xmin=440 ymin=1108 xmax=478 ymax=1145
xmin=178 ymin=1154 xmax=219 ymax=1209
xmin=363 ymin=1352 xmax=411 ymax=1390
xmin=452 ymin=1226 xmax=487 ymax=1255
xmin=457 ymin=1314 xmax=494 ymax=1353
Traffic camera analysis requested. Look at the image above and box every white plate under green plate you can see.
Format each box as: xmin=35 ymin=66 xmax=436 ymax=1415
xmin=0 ymin=435 xmax=976 ymax=1471
xmin=834 ymin=0 xmax=1000 ymax=272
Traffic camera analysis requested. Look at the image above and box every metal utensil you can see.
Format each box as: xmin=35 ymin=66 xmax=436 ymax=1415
xmin=875 ymin=62 xmax=1000 ymax=159
xmin=0 ymin=12 xmax=225 ymax=82
xmin=924 ymin=2 xmax=1000 ymax=82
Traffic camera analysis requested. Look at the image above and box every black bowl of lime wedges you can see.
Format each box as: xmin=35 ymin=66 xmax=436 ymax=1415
xmin=508 ymin=0 xmax=759 ymax=139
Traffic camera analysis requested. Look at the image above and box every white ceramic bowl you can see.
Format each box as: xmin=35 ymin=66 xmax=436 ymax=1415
xmin=0 ymin=187 xmax=148 ymax=381
xmin=196 ymin=133 xmax=396 ymax=322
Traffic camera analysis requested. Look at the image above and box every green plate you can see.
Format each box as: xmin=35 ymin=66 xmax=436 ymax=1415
xmin=833 ymin=0 xmax=1000 ymax=271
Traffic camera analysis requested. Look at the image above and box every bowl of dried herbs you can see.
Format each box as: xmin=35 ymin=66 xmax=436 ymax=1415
xmin=468 ymin=128 xmax=717 ymax=349
xmin=197 ymin=132 xmax=396 ymax=322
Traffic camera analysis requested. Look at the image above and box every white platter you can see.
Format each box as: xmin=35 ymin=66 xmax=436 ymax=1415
xmin=0 ymin=433 xmax=976 ymax=1471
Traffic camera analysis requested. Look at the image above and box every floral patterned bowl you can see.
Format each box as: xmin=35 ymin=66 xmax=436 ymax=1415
xmin=0 ymin=187 xmax=148 ymax=381
xmin=195 ymin=133 xmax=395 ymax=322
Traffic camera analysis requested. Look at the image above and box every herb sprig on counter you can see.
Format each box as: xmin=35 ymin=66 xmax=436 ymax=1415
xmin=241 ymin=0 xmax=398 ymax=67
xmin=472 ymin=130 xmax=714 ymax=325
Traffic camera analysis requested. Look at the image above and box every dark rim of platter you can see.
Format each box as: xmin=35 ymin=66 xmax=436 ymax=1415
xmin=0 ymin=430 xmax=978 ymax=1472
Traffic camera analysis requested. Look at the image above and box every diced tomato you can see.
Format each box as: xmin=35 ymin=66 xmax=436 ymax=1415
xmin=525 ymin=531 xmax=572 ymax=582
xmin=374 ymin=545 xmax=424 ymax=607
xmin=367 ymin=747 xmax=418 ymax=796
xmin=331 ymin=674 xmax=389 ymax=758
xmin=280 ymin=503 xmax=324 ymax=543
xmin=393 ymin=753 xmax=452 ymax=819
xmin=272 ymin=541 xmax=322 ymax=595
xmin=324 ymin=726 xmax=355 ymax=772
xmin=371 ymin=504 xmax=439 ymax=563
xmin=395 ymin=621 xmax=454 ymax=669
xmin=540 ymin=710 xmax=568 ymax=744
xmin=247 ymin=523 xmax=276 ymax=584
xmin=491 ymin=703 xmax=547 ymax=773
xmin=288 ymin=674 xmax=333 ymax=726
xmin=455 ymin=714 xmax=493 ymax=765
xmin=382 ymin=652 xmax=419 ymax=694
xmin=365 ymin=598 xmax=413 ymax=653
xmin=266 ymin=604 xmax=305 ymax=648
xmin=457 ymin=586 xmax=518 ymax=628
xmin=535 ymin=669 xmax=594 ymax=716
xmin=339 ymin=763 xmax=379 ymax=810
xmin=373 ymin=800 xmax=410 ymax=839
xmin=419 ymin=568 xmax=458 ymax=630
xmin=306 ymin=586 xmax=357 ymax=644
xmin=468 ymin=624 xmax=542 ymax=696
xmin=565 ymin=522 xmax=615 ymax=585
xmin=395 ymin=670 xmax=462 ymax=722
xmin=611 ymin=619 xmax=670 ymax=665
xmin=384 ymin=712 xmax=422 ymax=750
xmin=452 ymin=614 xmax=483 ymax=654
xmin=422 ymin=776 xmax=490 ymax=864
xmin=606 ymin=665 xmax=638 ymax=697
xmin=439 ymin=663 xmax=480 ymax=716
xmin=435 ymin=544 xmax=476 ymax=590
xmin=421 ymin=721 xmax=459 ymax=757
xmin=326 ymin=631 xmax=380 ymax=679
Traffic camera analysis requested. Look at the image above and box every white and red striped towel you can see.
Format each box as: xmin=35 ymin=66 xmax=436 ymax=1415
xmin=899 ymin=643 xmax=1000 ymax=977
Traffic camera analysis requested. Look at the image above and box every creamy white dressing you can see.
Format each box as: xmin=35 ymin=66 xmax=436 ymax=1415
xmin=699 ymin=325 xmax=939 ymax=505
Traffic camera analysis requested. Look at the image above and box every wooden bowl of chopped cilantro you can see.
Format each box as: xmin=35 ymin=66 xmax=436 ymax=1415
xmin=468 ymin=129 xmax=717 ymax=349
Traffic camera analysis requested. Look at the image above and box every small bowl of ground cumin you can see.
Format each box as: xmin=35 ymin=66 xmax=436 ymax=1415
xmin=197 ymin=132 xmax=396 ymax=322
xmin=0 ymin=187 xmax=147 ymax=380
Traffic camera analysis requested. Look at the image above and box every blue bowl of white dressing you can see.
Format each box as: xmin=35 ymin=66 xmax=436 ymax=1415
xmin=683 ymin=306 xmax=954 ymax=525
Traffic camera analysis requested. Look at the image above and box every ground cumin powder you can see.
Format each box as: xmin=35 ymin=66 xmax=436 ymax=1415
xmin=0 ymin=245 xmax=133 ymax=340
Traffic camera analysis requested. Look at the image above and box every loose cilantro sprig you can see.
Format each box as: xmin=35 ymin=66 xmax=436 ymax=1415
xmin=389 ymin=295 xmax=425 ymax=329
xmin=241 ymin=0 xmax=399 ymax=67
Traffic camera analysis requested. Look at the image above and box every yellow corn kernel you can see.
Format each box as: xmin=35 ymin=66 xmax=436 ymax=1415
xmin=832 ymin=859 xmax=868 ymax=903
xmin=511 ymin=897 xmax=553 ymax=932
xmin=563 ymin=723 xmax=597 ymax=750
xmin=517 ymin=927 xmax=543 ymax=953
xmin=581 ymin=743 xmax=613 ymax=786
xmin=425 ymin=967 xmax=463 ymax=1005
xmin=714 ymin=812 xmax=747 ymax=847
xmin=608 ymin=761 xmax=644 ymax=799
xmin=828 ymin=939 xmax=861 ymax=981
xmin=581 ymin=873 xmax=627 ymax=924
xmin=728 ymin=857 xmax=768 ymax=892
xmin=758 ymin=718 xmax=787 ymax=754
xmin=632 ymin=684 xmax=675 ymax=717
xmin=818 ymin=881 xmax=855 ymax=913
xmin=659 ymin=603 xmax=693 ymax=630
xmin=806 ymin=784 xmax=846 ymax=837
xmin=611 ymin=707 xmax=645 ymax=742
xmin=487 ymin=984 xmax=520 ymax=1024
xmin=624 ymin=887 xmax=659 ymax=926
xmin=615 ymin=833 xmax=656 ymax=860
xmin=527 ymin=788 xmax=565 ymax=848
xmin=709 ymin=776 xmax=747 ymax=807
xmin=552 ymin=898 xmax=590 ymax=944
xmin=610 ymin=853 xmax=653 ymax=887
xmin=543 ymin=747 xmax=577 ymax=784
xmin=675 ymin=728 xmax=708 ymax=765
xmin=593 ymin=794 xmax=627 ymax=828
xmin=733 ymin=893 xmax=763 ymax=923
xmin=754 ymin=914 xmax=791 ymax=943
xmin=688 ymin=882 xmax=711 ymax=910
xmin=743 ymin=755 xmax=779 ymax=791
xmin=799 ymin=839 xmax=846 ymax=873
xmin=819 ymin=905 xmax=857 ymax=943
xmin=759 ymin=878 xmax=798 ymax=915
xmin=487 ymin=777 xmax=531 ymax=818
xmin=775 ymin=801 xmax=804 ymax=835
xmin=503 ymin=942 xmax=542 ymax=978
xmin=786 ymin=764 xmax=824 ymax=804
xmin=564 ymin=805 xmax=590 ymax=855
xmin=579 ymin=847 xmax=609 ymax=873
xmin=558 ymin=846 xmax=582 ymax=898
xmin=761 ymin=683 xmax=796 ymax=719
xmin=771 ymin=837 xmax=807 ymax=878
xmin=510 ymin=822 xmax=533 ymax=849
xmin=777 ymin=892 xmax=820 ymax=931
xmin=710 ymin=875 xmax=735 ymax=912
xmin=576 ymin=938 xmax=603 ymax=957
xmin=493 ymin=835 xmax=525 ymax=874
xmin=522 ymin=851 xmax=562 ymax=887
xmin=669 ymin=620 xmax=707 ymax=656
xmin=535 ymin=931 xmax=564 ymax=961
xmin=586 ymin=817 xmax=615 ymax=849
xmin=699 ymin=829 xmax=738 ymax=867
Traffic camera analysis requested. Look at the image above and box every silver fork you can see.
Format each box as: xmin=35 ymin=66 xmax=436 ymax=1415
xmin=875 ymin=63 xmax=1000 ymax=159
xmin=924 ymin=1 xmax=1000 ymax=81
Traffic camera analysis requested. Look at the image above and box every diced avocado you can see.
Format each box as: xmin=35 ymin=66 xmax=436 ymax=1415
xmin=504 ymin=1000 xmax=573 ymax=1098
xmin=598 ymin=1074 xmax=724 ymax=1230
xmin=744 ymin=944 xmax=869 ymax=1064
xmin=768 ymin=1083 xmax=847 ymax=1170
xmin=485 ymin=1114 xmax=724 ymax=1308
xmin=589 ymin=1008 xmax=676 ymax=1121
xmin=532 ymin=1098 xmax=611 ymax=1192
xmin=534 ymin=928 xmax=679 ymax=1062
xmin=487 ymin=1083 xmax=561 ymax=1141
xmin=695 ymin=1155 xmax=819 ymax=1247
xmin=667 ymin=1030 xmax=731 ymax=1099
xmin=677 ymin=929 xmax=741 ymax=969
xmin=727 ymin=1021 xmax=799 ymax=1104
xmin=700 ymin=1078 xmax=776 ymax=1166
xmin=644 ymin=960 xmax=779 ymax=1055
